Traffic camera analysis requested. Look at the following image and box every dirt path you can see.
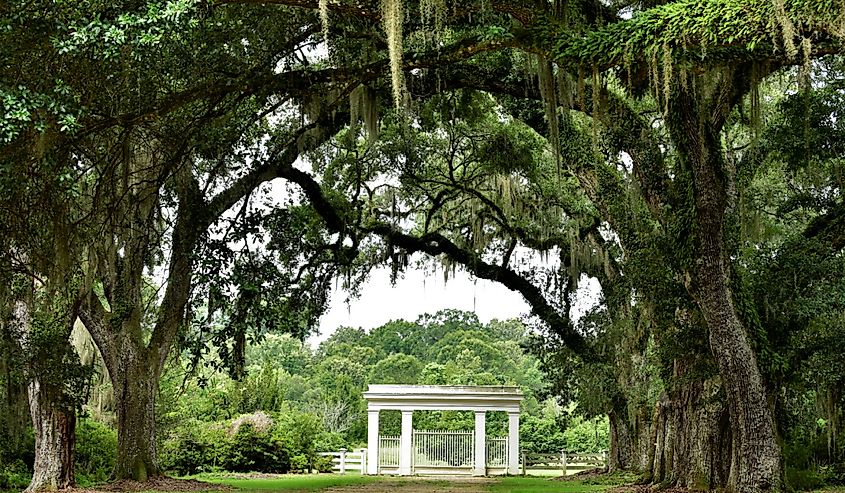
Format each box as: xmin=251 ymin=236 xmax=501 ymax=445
xmin=325 ymin=477 xmax=495 ymax=493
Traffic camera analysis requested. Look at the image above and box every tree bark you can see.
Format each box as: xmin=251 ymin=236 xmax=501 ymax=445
xmin=668 ymin=72 xmax=782 ymax=493
xmin=105 ymin=334 xmax=161 ymax=481
xmin=0 ymin=340 xmax=30 ymax=453
xmin=25 ymin=379 xmax=76 ymax=492
xmin=643 ymin=358 xmax=733 ymax=489
xmin=608 ymin=409 xmax=636 ymax=472
xmin=12 ymin=294 xmax=77 ymax=492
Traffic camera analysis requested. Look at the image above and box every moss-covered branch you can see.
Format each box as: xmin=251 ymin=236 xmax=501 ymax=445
xmin=527 ymin=0 xmax=845 ymax=70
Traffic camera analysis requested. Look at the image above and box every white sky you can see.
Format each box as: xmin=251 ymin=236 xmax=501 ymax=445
xmin=310 ymin=265 xmax=530 ymax=345
xmin=308 ymin=261 xmax=602 ymax=346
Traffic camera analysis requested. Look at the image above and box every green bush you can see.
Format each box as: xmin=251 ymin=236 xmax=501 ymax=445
xmin=822 ymin=462 xmax=845 ymax=485
xmin=224 ymin=423 xmax=289 ymax=473
xmin=313 ymin=454 xmax=335 ymax=473
xmin=519 ymin=415 xmax=567 ymax=453
xmin=0 ymin=460 xmax=30 ymax=491
xmin=786 ymin=467 xmax=826 ymax=491
xmin=314 ymin=431 xmax=346 ymax=453
xmin=159 ymin=420 xmax=229 ymax=475
xmin=75 ymin=418 xmax=116 ymax=484
xmin=288 ymin=454 xmax=308 ymax=473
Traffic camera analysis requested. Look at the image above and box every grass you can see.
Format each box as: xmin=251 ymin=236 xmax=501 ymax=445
xmin=489 ymin=477 xmax=615 ymax=493
xmin=190 ymin=473 xmax=621 ymax=493
xmin=193 ymin=473 xmax=381 ymax=491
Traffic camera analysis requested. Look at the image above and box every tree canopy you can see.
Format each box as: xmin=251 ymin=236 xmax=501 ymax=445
xmin=1 ymin=0 xmax=844 ymax=492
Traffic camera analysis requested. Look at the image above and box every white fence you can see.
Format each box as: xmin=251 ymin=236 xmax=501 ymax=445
xmin=379 ymin=436 xmax=401 ymax=467
xmin=323 ymin=434 xmax=607 ymax=476
xmin=318 ymin=448 xmax=366 ymax=473
xmin=521 ymin=451 xmax=607 ymax=475
xmin=486 ymin=437 xmax=508 ymax=467
xmin=413 ymin=430 xmax=474 ymax=467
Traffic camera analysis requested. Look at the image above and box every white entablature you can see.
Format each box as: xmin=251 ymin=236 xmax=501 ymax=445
xmin=362 ymin=385 xmax=523 ymax=477
xmin=363 ymin=384 xmax=523 ymax=412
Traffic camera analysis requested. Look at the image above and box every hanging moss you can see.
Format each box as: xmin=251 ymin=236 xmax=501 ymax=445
xmin=750 ymin=62 xmax=762 ymax=138
xmin=772 ymin=0 xmax=799 ymax=58
xmin=537 ymin=55 xmax=561 ymax=165
xmin=662 ymin=44 xmax=673 ymax=115
xmin=319 ymin=0 xmax=330 ymax=43
xmin=577 ymin=65 xmax=586 ymax=112
xmin=419 ymin=0 xmax=447 ymax=42
xmin=799 ymin=36 xmax=813 ymax=87
xmin=350 ymin=84 xmax=379 ymax=142
xmin=381 ymin=0 xmax=406 ymax=109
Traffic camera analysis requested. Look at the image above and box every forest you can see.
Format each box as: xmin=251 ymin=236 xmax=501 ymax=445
xmin=1 ymin=1 xmax=844 ymax=493
xmin=2 ymin=309 xmax=609 ymax=487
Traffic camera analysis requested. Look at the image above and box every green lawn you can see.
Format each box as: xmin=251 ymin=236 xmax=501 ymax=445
xmin=189 ymin=473 xmax=618 ymax=493
xmin=195 ymin=473 xmax=381 ymax=491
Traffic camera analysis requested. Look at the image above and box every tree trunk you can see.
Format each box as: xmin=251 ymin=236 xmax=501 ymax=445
xmin=691 ymin=143 xmax=780 ymax=493
xmin=669 ymin=73 xmax=782 ymax=493
xmin=696 ymin=277 xmax=780 ymax=492
xmin=608 ymin=409 xmax=635 ymax=472
xmin=25 ymin=379 xmax=76 ymax=492
xmin=105 ymin=336 xmax=161 ymax=481
xmin=646 ymin=381 xmax=732 ymax=489
xmin=634 ymin=407 xmax=654 ymax=471
xmin=14 ymin=294 xmax=77 ymax=493
xmin=1 ymin=347 xmax=30 ymax=453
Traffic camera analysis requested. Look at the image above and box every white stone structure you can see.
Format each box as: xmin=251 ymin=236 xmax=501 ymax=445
xmin=362 ymin=385 xmax=523 ymax=476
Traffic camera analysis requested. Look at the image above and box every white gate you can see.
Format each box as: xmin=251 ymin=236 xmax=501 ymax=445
xmin=378 ymin=436 xmax=400 ymax=467
xmin=413 ymin=430 xmax=475 ymax=468
xmin=486 ymin=437 xmax=508 ymax=467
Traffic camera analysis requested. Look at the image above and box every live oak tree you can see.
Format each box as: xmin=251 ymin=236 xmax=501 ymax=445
xmin=3 ymin=0 xmax=336 ymax=482
xmin=4 ymin=0 xmax=845 ymax=491
xmin=225 ymin=2 xmax=845 ymax=492
xmin=0 ymin=126 xmax=91 ymax=491
xmin=3 ymin=0 xmax=512 ymax=482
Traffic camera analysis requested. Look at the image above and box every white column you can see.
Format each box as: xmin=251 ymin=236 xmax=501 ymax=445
xmin=507 ymin=411 xmax=520 ymax=475
xmin=473 ymin=410 xmax=486 ymax=476
xmin=367 ymin=409 xmax=379 ymax=475
xmin=399 ymin=410 xmax=413 ymax=475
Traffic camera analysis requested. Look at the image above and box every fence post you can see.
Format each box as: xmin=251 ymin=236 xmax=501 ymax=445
xmin=521 ymin=451 xmax=526 ymax=476
xmin=339 ymin=448 xmax=347 ymax=475
xmin=561 ymin=450 xmax=567 ymax=476
xmin=603 ymin=450 xmax=608 ymax=468
xmin=361 ymin=448 xmax=367 ymax=474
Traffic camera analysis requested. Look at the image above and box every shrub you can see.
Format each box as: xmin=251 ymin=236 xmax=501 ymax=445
xmin=224 ymin=422 xmax=288 ymax=473
xmin=75 ymin=418 xmax=116 ymax=484
xmin=159 ymin=409 xmax=335 ymax=475
xmin=271 ymin=409 xmax=322 ymax=472
xmin=314 ymin=431 xmax=346 ymax=453
xmin=0 ymin=460 xmax=30 ymax=491
xmin=288 ymin=454 xmax=308 ymax=473
xmin=822 ymin=462 xmax=845 ymax=485
xmin=786 ymin=467 xmax=825 ymax=491
xmin=313 ymin=454 xmax=335 ymax=473
xmin=159 ymin=420 xmax=228 ymax=475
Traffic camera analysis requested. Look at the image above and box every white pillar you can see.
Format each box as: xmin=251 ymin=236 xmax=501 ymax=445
xmin=474 ymin=410 xmax=486 ymax=476
xmin=507 ymin=411 xmax=520 ymax=475
xmin=367 ymin=409 xmax=379 ymax=475
xmin=399 ymin=410 xmax=413 ymax=475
